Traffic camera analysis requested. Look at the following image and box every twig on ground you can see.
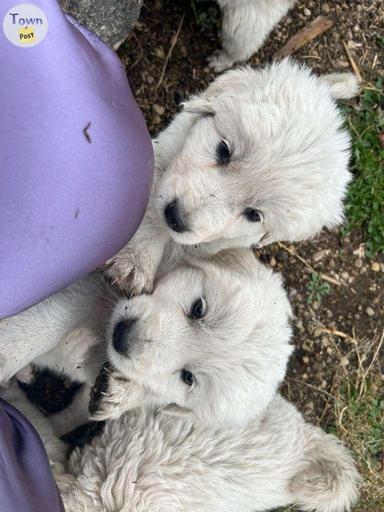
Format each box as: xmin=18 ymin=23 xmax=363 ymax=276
xmin=154 ymin=15 xmax=185 ymax=96
xmin=275 ymin=16 xmax=334 ymax=59
xmin=287 ymin=377 xmax=341 ymax=403
xmin=317 ymin=327 xmax=358 ymax=344
xmin=277 ymin=242 xmax=346 ymax=287
xmin=363 ymin=329 xmax=384 ymax=382
xmin=343 ymin=41 xmax=363 ymax=83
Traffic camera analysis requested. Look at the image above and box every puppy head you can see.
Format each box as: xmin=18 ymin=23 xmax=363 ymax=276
xmin=156 ymin=60 xmax=356 ymax=248
xmin=105 ymin=249 xmax=293 ymax=428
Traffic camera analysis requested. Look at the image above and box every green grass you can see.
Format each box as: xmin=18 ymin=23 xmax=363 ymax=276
xmin=190 ymin=0 xmax=219 ymax=31
xmin=344 ymin=80 xmax=384 ymax=256
xmin=306 ymin=271 xmax=331 ymax=304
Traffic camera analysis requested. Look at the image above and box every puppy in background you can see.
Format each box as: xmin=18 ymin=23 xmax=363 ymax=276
xmin=209 ymin=0 xmax=297 ymax=71
xmin=105 ymin=60 xmax=359 ymax=296
xmin=1 ymin=250 xmax=360 ymax=512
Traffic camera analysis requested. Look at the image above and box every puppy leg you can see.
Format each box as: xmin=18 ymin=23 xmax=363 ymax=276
xmin=290 ymin=424 xmax=360 ymax=512
xmin=210 ymin=0 xmax=295 ymax=72
xmin=104 ymin=215 xmax=169 ymax=296
xmin=320 ymin=72 xmax=361 ymax=99
xmin=0 ymin=274 xmax=103 ymax=383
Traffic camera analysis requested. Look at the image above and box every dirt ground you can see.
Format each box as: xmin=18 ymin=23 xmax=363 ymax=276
xmin=26 ymin=1 xmax=383 ymax=510
xmin=117 ymin=0 xmax=384 ymax=508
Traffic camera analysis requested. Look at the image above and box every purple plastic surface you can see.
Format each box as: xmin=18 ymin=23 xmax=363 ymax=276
xmin=0 ymin=398 xmax=65 ymax=512
xmin=0 ymin=0 xmax=154 ymax=318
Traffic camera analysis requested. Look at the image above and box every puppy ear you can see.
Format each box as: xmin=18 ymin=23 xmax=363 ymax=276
xmin=204 ymin=66 xmax=251 ymax=97
xmin=160 ymin=403 xmax=194 ymax=418
xmin=320 ymin=72 xmax=361 ymax=100
xmin=182 ymin=67 xmax=251 ymax=115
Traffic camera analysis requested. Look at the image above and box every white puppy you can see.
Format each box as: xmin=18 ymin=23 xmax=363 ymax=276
xmin=209 ymin=0 xmax=297 ymax=72
xmin=97 ymin=249 xmax=293 ymax=427
xmin=1 ymin=250 xmax=360 ymax=511
xmin=105 ymin=60 xmax=359 ymax=295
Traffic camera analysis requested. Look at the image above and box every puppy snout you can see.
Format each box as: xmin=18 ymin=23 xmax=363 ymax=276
xmin=112 ymin=319 xmax=137 ymax=355
xmin=164 ymin=200 xmax=188 ymax=233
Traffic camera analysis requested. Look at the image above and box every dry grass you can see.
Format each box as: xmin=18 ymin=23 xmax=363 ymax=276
xmin=279 ymin=329 xmax=384 ymax=512
xmin=331 ymin=330 xmax=384 ymax=510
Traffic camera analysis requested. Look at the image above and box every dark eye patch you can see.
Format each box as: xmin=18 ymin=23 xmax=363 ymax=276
xmin=216 ymin=140 xmax=231 ymax=165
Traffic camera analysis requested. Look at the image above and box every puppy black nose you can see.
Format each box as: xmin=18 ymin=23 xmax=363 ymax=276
xmin=112 ymin=319 xmax=137 ymax=355
xmin=164 ymin=200 xmax=188 ymax=233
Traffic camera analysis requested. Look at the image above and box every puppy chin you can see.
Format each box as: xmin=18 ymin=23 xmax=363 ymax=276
xmin=167 ymin=227 xmax=204 ymax=246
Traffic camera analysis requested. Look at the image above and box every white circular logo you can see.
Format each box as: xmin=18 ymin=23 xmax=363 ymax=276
xmin=3 ymin=4 xmax=48 ymax=47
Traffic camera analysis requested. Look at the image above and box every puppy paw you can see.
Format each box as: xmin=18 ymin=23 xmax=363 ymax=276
xmin=104 ymin=252 xmax=154 ymax=296
xmin=207 ymin=50 xmax=235 ymax=72
xmin=291 ymin=451 xmax=360 ymax=512
xmin=89 ymin=365 xmax=144 ymax=421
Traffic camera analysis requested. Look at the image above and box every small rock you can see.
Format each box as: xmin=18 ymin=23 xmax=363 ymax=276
xmin=306 ymin=402 xmax=314 ymax=412
xmin=353 ymin=24 xmax=360 ymax=32
xmin=341 ymin=271 xmax=349 ymax=280
xmin=303 ymin=7 xmax=311 ymax=16
xmin=371 ymin=262 xmax=381 ymax=272
xmin=312 ymin=249 xmax=329 ymax=262
xmin=366 ymin=307 xmax=375 ymax=317
xmin=152 ymin=115 xmax=161 ymax=125
xmin=336 ymin=59 xmax=350 ymax=68
xmin=354 ymin=258 xmax=363 ymax=269
xmin=322 ymin=3 xmax=330 ymax=13
xmin=341 ymin=357 xmax=349 ymax=367
xmin=269 ymin=256 xmax=277 ymax=267
xmin=154 ymin=47 xmax=165 ymax=59
xmin=302 ymin=356 xmax=310 ymax=364
xmin=312 ymin=301 xmax=320 ymax=311
xmin=153 ymin=104 xmax=165 ymax=116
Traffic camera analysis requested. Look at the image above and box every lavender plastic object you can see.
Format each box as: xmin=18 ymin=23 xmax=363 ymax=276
xmin=0 ymin=0 xmax=154 ymax=318
xmin=0 ymin=398 xmax=65 ymax=512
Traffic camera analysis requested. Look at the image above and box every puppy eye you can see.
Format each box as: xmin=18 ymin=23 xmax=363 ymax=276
xmin=189 ymin=297 xmax=207 ymax=320
xmin=216 ymin=140 xmax=231 ymax=165
xmin=244 ymin=208 xmax=263 ymax=223
xmin=181 ymin=369 xmax=195 ymax=387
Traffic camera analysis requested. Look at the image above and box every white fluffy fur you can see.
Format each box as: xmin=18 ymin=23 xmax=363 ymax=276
xmin=210 ymin=0 xmax=297 ymax=71
xmin=101 ymin=250 xmax=293 ymax=428
xmin=0 ymin=251 xmax=360 ymax=511
xmin=105 ymin=60 xmax=358 ymax=295
xmin=0 ymin=273 xmax=106 ymax=383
